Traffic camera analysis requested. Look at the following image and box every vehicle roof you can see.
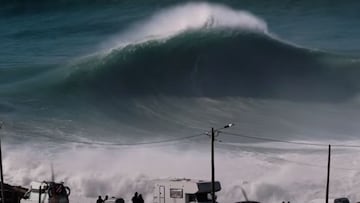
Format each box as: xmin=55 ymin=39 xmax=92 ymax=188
xmin=154 ymin=178 xmax=216 ymax=184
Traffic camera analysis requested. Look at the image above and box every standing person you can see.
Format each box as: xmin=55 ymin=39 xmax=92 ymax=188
xmin=132 ymin=192 xmax=138 ymax=203
xmin=104 ymin=195 xmax=109 ymax=202
xmin=97 ymin=196 xmax=103 ymax=203
xmin=138 ymin=194 xmax=144 ymax=203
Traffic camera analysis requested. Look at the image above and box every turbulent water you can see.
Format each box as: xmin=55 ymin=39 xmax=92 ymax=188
xmin=2 ymin=1 xmax=360 ymax=202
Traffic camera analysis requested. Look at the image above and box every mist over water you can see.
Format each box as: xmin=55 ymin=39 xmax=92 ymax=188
xmin=4 ymin=141 xmax=360 ymax=203
xmin=1 ymin=1 xmax=360 ymax=202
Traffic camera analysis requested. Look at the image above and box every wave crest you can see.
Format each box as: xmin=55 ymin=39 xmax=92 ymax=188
xmin=108 ymin=2 xmax=268 ymax=50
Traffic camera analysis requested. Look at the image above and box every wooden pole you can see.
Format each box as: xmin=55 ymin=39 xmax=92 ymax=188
xmin=209 ymin=124 xmax=233 ymax=203
xmin=326 ymin=145 xmax=331 ymax=203
xmin=0 ymin=122 xmax=5 ymax=203
xmin=38 ymin=186 xmax=41 ymax=203
xmin=211 ymin=127 xmax=215 ymax=203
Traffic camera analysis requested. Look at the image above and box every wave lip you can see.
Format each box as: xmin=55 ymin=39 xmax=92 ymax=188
xmin=109 ymin=2 xmax=268 ymax=50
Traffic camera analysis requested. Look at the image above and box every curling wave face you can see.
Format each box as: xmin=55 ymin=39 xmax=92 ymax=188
xmin=2 ymin=3 xmax=360 ymax=102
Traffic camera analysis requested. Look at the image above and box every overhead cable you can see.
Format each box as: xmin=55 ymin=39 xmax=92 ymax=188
xmin=220 ymin=131 xmax=360 ymax=148
xmin=47 ymin=133 xmax=205 ymax=146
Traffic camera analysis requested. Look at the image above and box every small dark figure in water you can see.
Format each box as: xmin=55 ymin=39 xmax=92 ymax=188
xmin=132 ymin=192 xmax=139 ymax=203
xmin=138 ymin=194 xmax=144 ymax=203
xmin=97 ymin=196 xmax=103 ymax=203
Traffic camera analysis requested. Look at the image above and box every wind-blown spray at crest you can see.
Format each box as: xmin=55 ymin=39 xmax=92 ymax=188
xmin=109 ymin=2 xmax=268 ymax=49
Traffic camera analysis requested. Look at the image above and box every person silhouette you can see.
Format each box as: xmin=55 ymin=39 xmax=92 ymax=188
xmin=138 ymin=194 xmax=144 ymax=203
xmin=104 ymin=195 xmax=109 ymax=202
xmin=97 ymin=196 xmax=103 ymax=203
xmin=132 ymin=192 xmax=138 ymax=203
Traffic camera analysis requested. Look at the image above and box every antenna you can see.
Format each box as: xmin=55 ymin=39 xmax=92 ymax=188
xmin=240 ymin=187 xmax=249 ymax=202
xmin=51 ymin=163 xmax=55 ymax=182
xmin=326 ymin=145 xmax=331 ymax=203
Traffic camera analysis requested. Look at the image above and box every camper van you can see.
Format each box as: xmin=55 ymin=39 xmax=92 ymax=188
xmin=153 ymin=178 xmax=221 ymax=203
xmin=21 ymin=181 xmax=70 ymax=203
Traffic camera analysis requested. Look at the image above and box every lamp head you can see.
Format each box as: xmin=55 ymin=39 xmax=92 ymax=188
xmin=224 ymin=123 xmax=234 ymax=128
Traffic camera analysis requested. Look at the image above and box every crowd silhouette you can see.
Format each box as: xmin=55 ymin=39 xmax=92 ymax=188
xmin=96 ymin=192 xmax=142 ymax=203
xmin=132 ymin=192 xmax=144 ymax=203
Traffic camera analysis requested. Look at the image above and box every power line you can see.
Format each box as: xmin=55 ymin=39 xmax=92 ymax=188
xmin=36 ymin=132 xmax=205 ymax=147
xmin=218 ymin=142 xmax=360 ymax=171
xmin=220 ymin=131 xmax=360 ymax=148
xmin=63 ymin=129 xmax=360 ymax=171
xmin=270 ymin=157 xmax=360 ymax=171
xmin=84 ymin=133 xmax=204 ymax=146
xmin=5 ymin=118 xmax=360 ymax=149
xmin=2 ymin=121 xmax=207 ymax=147
xmin=6 ymin=122 xmax=360 ymax=171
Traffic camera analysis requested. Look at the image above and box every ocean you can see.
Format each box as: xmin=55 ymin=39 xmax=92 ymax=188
xmin=1 ymin=0 xmax=360 ymax=202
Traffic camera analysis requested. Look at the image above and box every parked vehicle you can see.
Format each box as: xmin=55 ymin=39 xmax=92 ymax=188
xmin=21 ymin=181 xmax=70 ymax=203
xmin=153 ymin=178 xmax=221 ymax=203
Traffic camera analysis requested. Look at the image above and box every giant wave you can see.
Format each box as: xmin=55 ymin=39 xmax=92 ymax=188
xmin=3 ymin=31 xmax=360 ymax=102
xmin=2 ymin=3 xmax=360 ymax=102
xmin=2 ymin=2 xmax=360 ymax=203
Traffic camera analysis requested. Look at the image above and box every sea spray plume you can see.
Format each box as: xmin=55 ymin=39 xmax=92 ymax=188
xmin=107 ymin=2 xmax=268 ymax=50
xmin=5 ymin=144 xmax=360 ymax=203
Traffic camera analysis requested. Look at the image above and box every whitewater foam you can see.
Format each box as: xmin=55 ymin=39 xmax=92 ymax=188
xmin=3 ymin=143 xmax=360 ymax=203
xmin=104 ymin=2 xmax=268 ymax=51
xmin=3 ymin=97 xmax=360 ymax=203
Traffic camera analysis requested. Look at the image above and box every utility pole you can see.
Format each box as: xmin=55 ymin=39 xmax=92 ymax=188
xmin=209 ymin=124 xmax=233 ymax=203
xmin=38 ymin=186 xmax=42 ymax=203
xmin=325 ymin=145 xmax=331 ymax=203
xmin=0 ymin=122 xmax=4 ymax=203
xmin=211 ymin=127 xmax=215 ymax=203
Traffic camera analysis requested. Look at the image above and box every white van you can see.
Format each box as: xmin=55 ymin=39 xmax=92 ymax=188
xmin=153 ymin=178 xmax=221 ymax=203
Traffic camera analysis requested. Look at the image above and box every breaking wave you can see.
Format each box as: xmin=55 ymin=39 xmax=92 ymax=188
xmin=4 ymin=32 xmax=359 ymax=102
xmin=2 ymin=3 xmax=360 ymax=102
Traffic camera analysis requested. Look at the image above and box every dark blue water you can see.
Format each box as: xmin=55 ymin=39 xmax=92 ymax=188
xmin=1 ymin=0 xmax=360 ymax=142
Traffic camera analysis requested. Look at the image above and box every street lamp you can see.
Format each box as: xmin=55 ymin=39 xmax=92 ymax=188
xmin=210 ymin=123 xmax=234 ymax=203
